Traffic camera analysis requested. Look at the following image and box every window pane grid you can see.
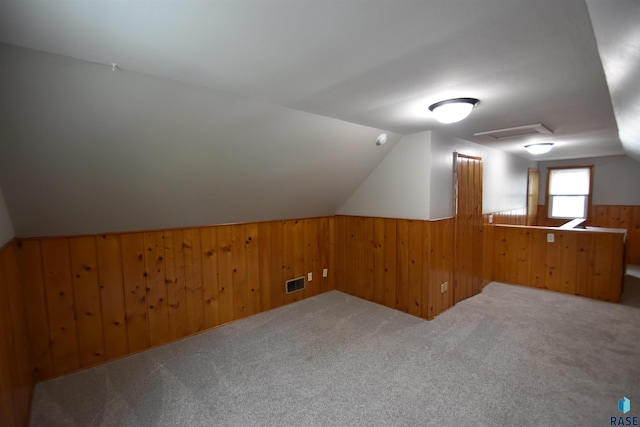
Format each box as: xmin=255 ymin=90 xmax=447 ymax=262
xmin=547 ymin=167 xmax=591 ymax=219
xmin=549 ymin=168 xmax=590 ymax=195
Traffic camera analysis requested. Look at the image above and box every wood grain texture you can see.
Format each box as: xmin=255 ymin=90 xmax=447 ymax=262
xmin=492 ymin=225 xmax=624 ymax=302
xmin=0 ymin=241 xmax=34 ymax=427
xmin=335 ymin=216 xmax=455 ymax=321
xmin=120 ymin=233 xmax=150 ymax=353
xmin=95 ymin=235 xmax=129 ymax=360
xmin=14 ymin=217 xmax=334 ymax=383
xmin=454 ymin=154 xmax=484 ymax=304
xmin=164 ymin=230 xmax=189 ymax=341
xmin=182 ymin=228 xmax=205 ymax=335
xmin=16 ymin=240 xmax=54 ymax=380
xmin=69 ymin=236 xmax=105 ymax=367
xmin=536 ymin=204 xmax=639 ymax=264
xmin=429 ymin=219 xmax=454 ymax=319
xmin=41 ymin=239 xmax=80 ymax=375
xmin=143 ymin=231 xmax=170 ymax=346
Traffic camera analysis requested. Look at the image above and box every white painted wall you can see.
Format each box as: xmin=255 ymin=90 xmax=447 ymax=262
xmin=340 ymin=130 xmax=536 ymax=220
xmin=538 ymin=155 xmax=640 ymax=205
xmin=338 ymin=132 xmax=431 ymax=220
xmin=0 ymin=184 xmax=15 ymax=246
xmin=430 ymin=131 xmax=536 ymax=218
xmin=0 ymin=44 xmax=401 ymax=237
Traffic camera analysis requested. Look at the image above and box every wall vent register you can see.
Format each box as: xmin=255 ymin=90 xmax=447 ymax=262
xmin=286 ymin=277 xmax=305 ymax=294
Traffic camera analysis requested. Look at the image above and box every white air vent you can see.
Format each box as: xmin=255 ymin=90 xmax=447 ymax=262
xmin=474 ymin=123 xmax=552 ymax=140
xmin=285 ymin=277 xmax=305 ymax=294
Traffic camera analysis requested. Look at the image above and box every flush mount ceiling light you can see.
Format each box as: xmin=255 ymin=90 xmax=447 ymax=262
xmin=375 ymin=133 xmax=388 ymax=146
xmin=525 ymin=143 xmax=554 ymax=155
xmin=428 ymin=98 xmax=479 ymax=124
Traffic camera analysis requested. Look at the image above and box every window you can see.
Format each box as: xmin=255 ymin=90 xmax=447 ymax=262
xmin=547 ymin=166 xmax=593 ymax=219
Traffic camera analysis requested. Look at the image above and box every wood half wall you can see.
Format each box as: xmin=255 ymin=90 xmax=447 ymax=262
xmin=335 ymin=216 xmax=457 ymax=320
xmin=15 ymin=217 xmax=335 ymax=384
xmin=492 ymin=225 xmax=625 ymax=302
xmin=0 ymin=241 xmax=33 ymax=427
xmin=536 ymin=204 xmax=640 ymax=264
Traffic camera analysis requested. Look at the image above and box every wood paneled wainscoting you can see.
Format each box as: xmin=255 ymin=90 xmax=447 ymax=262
xmin=335 ymin=216 xmax=457 ymax=320
xmin=0 ymin=241 xmax=33 ymax=427
xmin=536 ymin=204 xmax=640 ymax=264
xmin=492 ymin=225 xmax=625 ymax=302
xmin=15 ymin=217 xmax=335 ymax=384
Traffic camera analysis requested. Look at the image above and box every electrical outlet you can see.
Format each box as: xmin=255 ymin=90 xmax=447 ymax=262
xmin=441 ymin=281 xmax=448 ymax=293
xmin=322 ymin=268 xmax=328 ymax=278
xmin=488 ymin=214 xmax=494 ymax=224
xmin=547 ymin=233 xmax=555 ymax=243
xmin=308 ymin=272 xmax=313 ymax=282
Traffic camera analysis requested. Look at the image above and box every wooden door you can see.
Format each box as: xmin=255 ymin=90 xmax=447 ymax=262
xmin=453 ymin=153 xmax=483 ymax=304
xmin=526 ymin=168 xmax=540 ymax=226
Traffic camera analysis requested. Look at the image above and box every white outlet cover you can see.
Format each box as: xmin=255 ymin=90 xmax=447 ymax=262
xmin=308 ymin=272 xmax=313 ymax=281
xmin=322 ymin=268 xmax=328 ymax=277
xmin=547 ymin=233 xmax=555 ymax=243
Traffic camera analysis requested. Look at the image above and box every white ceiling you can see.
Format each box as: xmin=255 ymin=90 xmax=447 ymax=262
xmin=0 ymin=0 xmax=635 ymax=162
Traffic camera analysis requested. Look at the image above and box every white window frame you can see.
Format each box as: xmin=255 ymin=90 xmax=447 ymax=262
xmin=546 ymin=166 xmax=593 ymax=220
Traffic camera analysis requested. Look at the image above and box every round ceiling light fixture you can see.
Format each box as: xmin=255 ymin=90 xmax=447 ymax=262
xmin=525 ymin=143 xmax=554 ymax=155
xmin=376 ymin=133 xmax=388 ymax=146
xmin=428 ymin=98 xmax=479 ymax=124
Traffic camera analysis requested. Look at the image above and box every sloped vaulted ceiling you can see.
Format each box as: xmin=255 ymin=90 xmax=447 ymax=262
xmin=586 ymin=0 xmax=640 ymax=162
xmin=0 ymin=45 xmax=399 ymax=237
xmin=0 ymin=1 xmax=636 ymax=237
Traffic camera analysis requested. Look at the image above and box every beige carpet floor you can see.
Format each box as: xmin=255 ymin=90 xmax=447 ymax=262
xmin=30 ymin=278 xmax=640 ymax=426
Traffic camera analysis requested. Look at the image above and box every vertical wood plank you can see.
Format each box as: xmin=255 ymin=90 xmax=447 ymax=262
xmin=396 ymin=219 xmax=409 ymax=312
xmin=383 ymin=219 xmax=397 ymax=310
xmin=407 ymin=220 xmax=423 ymax=317
xmin=15 ymin=240 xmax=54 ymax=380
xmin=363 ymin=218 xmax=375 ymax=301
xmin=0 ymin=243 xmax=32 ymax=424
xmin=343 ymin=217 xmax=356 ymax=296
xmin=545 ymin=232 xmax=562 ymax=292
xmin=269 ymin=221 xmax=285 ymax=309
xmin=559 ymin=232 xmax=578 ymax=295
xmin=164 ymin=230 xmax=188 ymax=341
xmin=200 ymin=227 xmax=220 ymax=329
xmin=482 ymin=223 xmax=494 ymax=286
xmin=328 ymin=216 xmax=337 ymax=291
xmin=420 ymin=221 xmax=431 ymax=319
xmin=70 ymin=236 xmax=105 ymax=367
xmin=492 ymin=226 xmax=507 ymax=283
xmin=245 ymin=222 xmax=260 ymax=316
xmin=120 ymin=233 xmax=150 ymax=353
xmin=353 ymin=216 xmax=366 ymax=299
xmin=319 ymin=217 xmax=332 ymax=294
xmin=258 ymin=222 xmax=273 ymax=311
xmin=334 ymin=216 xmax=346 ymax=293
xmin=143 ymin=231 xmax=170 ymax=346
xmin=95 ymin=235 xmax=129 ymax=360
xmin=372 ymin=218 xmax=385 ymax=305
xmin=217 ymin=225 xmax=235 ymax=324
xmin=183 ymin=228 xmax=205 ymax=335
xmin=303 ymin=219 xmax=318 ymax=298
xmin=529 ymin=229 xmax=547 ymax=289
xmin=41 ymin=239 xmax=80 ymax=375
xmin=231 ymin=224 xmax=249 ymax=320
xmin=515 ymin=228 xmax=531 ymax=286
xmin=575 ymin=233 xmax=595 ymax=298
